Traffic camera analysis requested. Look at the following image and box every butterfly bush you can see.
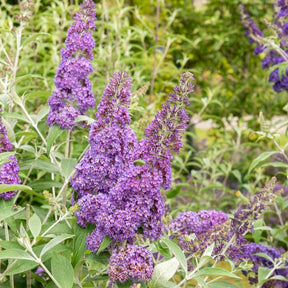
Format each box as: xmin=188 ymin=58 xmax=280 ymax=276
xmin=240 ymin=2 xmax=288 ymax=92
xmin=47 ymin=0 xmax=96 ymax=129
xmin=72 ymin=71 xmax=194 ymax=284
xmin=0 ymin=115 xmax=21 ymax=200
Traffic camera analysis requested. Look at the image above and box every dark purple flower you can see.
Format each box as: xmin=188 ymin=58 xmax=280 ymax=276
xmin=47 ymin=0 xmax=96 ymax=129
xmin=108 ymin=245 xmax=154 ymax=285
xmin=278 ymin=0 xmax=288 ymax=18
xmin=71 ymin=72 xmax=137 ymax=201
xmin=282 ymin=23 xmax=288 ymax=36
xmin=0 ymin=117 xmax=13 ymax=153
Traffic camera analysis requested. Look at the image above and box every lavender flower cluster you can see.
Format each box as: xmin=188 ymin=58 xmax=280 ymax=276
xmin=108 ymin=245 xmax=154 ymax=285
xmin=47 ymin=0 xmax=96 ymax=129
xmin=240 ymin=2 xmax=288 ymax=92
xmin=0 ymin=115 xmax=21 ymax=200
xmin=72 ymin=71 xmax=194 ymax=284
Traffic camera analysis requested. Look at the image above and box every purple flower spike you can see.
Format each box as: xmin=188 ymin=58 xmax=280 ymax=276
xmin=71 ymin=72 xmax=137 ymax=201
xmin=72 ymin=72 xmax=195 ymax=283
xmin=47 ymin=0 xmax=96 ymax=130
xmin=108 ymin=245 xmax=154 ymax=285
xmin=137 ymin=71 xmax=194 ymax=190
xmin=0 ymin=115 xmax=21 ymax=200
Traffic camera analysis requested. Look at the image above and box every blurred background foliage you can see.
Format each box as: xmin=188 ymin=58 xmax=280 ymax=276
xmin=1 ymin=0 xmax=287 ymax=213
xmin=1 ymin=0 xmax=283 ymax=115
xmin=1 ymin=2 xmax=288 ymax=286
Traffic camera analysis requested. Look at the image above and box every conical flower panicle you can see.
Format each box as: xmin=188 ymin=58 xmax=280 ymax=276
xmin=73 ymin=72 xmax=195 ymax=285
xmin=137 ymin=71 xmax=194 ymax=190
xmin=83 ymin=73 xmax=194 ymax=246
xmin=89 ymin=71 xmax=132 ymax=135
xmin=71 ymin=71 xmax=137 ymax=202
xmin=47 ymin=0 xmax=96 ymax=130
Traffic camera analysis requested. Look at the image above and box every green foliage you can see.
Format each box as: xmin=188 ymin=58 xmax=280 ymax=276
xmin=0 ymin=0 xmax=288 ymax=287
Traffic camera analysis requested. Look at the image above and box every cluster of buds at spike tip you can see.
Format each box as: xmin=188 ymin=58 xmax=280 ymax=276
xmin=0 ymin=114 xmax=21 ymax=200
xmin=240 ymin=2 xmax=288 ymax=92
xmin=47 ymin=0 xmax=96 ymax=130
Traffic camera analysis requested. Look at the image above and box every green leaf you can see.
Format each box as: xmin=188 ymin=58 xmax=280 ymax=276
xmin=3 ymin=112 xmax=30 ymax=123
xmin=258 ymin=267 xmax=271 ymax=284
xmin=155 ymin=241 xmax=171 ymax=258
xmin=86 ymin=252 xmax=110 ymax=265
xmin=134 ymin=159 xmax=146 ymax=167
xmin=0 ymin=206 xmax=25 ymax=221
xmin=20 ymin=159 xmax=60 ymax=174
xmin=29 ymin=213 xmax=42 ymax=239
xmin=188 ymin=267 xmax=241 ymax=280
xmin=254 ymin=253 xmax=274 ymax=264
xmin=161 ymin=237 xmax=187 ymax=273
xmin=71 ymin=225 xmax=88 ymax=267
xmin=47 ymin=125 xmax=64 ymax=155
xmin=194 ymin=277 xmax=209 ymax=288
xmin=29 ymin=180 xmax=62 ymax=190
xmin=197 ymin=244 xmax=214 ymax=269
xmin=61 ymin=158 xmax=77 ymax=179
xmin=117 ymin=280 xmax=133 ymax=288
xmin=51 ymin=253 xmax=74 ymax=288
xmin=0 ymin=184 xmax=32 ymax=194
xmin=148 ymin=258 xmax=179 ymax=288
xmin=0 ymin=241 xmax=23 ymax=250
xmin=75 ymin=115 xmax=95 ymax=125
xmin=269 ymin=275 xmax=288 ymax=282
xmin=40 ymin=234 xmax=74 ymax=258
xmin=261 ymin=161 xmax=288 ymax=169
xmin=7 ymin=260 xmax=38 ymax=275
xmin=97 ymin=235 xmax=113 ymax=255
xmin=25 ymin=91 xmax=51 ymax=100
xmin=202 ymin=243 xmax=214 ymax=257
xmin=0 ymin=152 xmax=15 ymax=165
xmin=209 ymin=281 xmax=241 ymax=288
xmin=231 ymin=170 xmax=242 ymax=183
xmin=0 ymin=249 xmax=35 ymax=261
xmin=22 ymin=32 xmax=49 ymax=47
xmin=36 ymin=106 xmax=50 ymax=123
xmin=247 ymin=151 xmax=278 ymax=175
